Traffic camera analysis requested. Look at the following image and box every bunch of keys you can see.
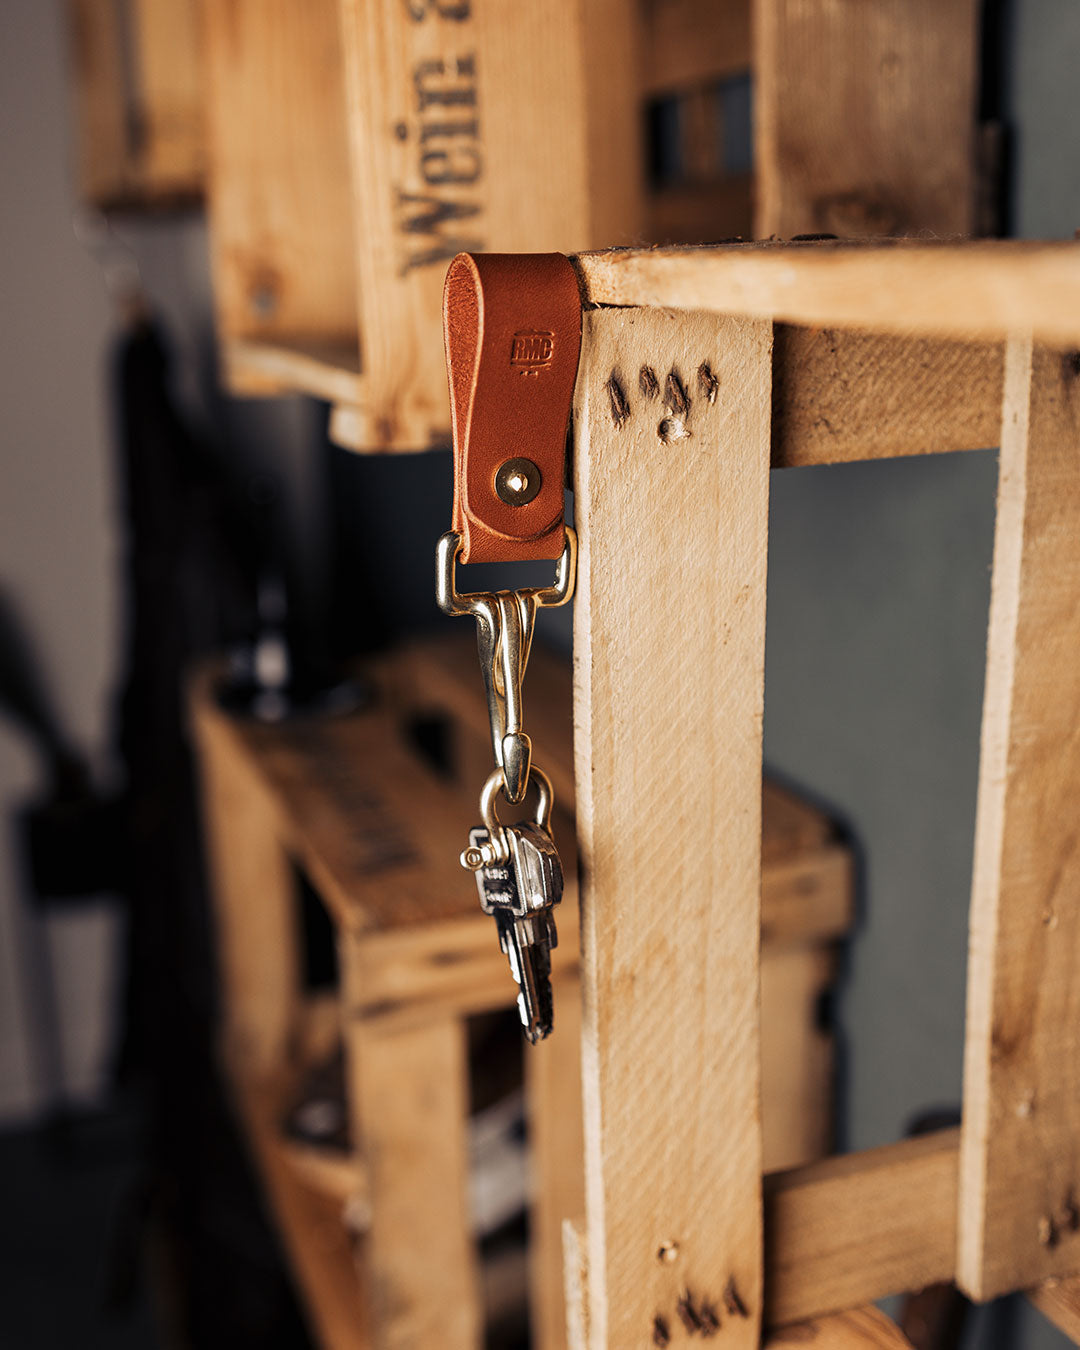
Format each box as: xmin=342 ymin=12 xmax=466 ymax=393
xmin=435 ymin=526 xmax=576 ymax=1042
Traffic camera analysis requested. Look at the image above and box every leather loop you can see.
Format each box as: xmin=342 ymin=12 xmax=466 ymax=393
xmin=444 ymin=253 xmax=582 ymax=564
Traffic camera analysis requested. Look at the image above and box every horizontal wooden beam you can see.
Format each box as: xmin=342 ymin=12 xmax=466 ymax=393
xmin=574 ymin=241 xmax=1080 ymax=346
xmin=764 ymin=1130 xmax=959 ymax=1327
xmin=1029 ymin=1275 xmax=1080 ymax=1345
xmin=327 ymin=324 xmax=1002 ymax=462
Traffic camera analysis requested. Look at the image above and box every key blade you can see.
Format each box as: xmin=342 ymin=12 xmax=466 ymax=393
xmin=496 ymin=911 xmax=554 ymax=1042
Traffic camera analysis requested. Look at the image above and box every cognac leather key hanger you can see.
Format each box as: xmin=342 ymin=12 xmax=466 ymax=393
xmin=443 ymin=252 xmax=582 ymax=565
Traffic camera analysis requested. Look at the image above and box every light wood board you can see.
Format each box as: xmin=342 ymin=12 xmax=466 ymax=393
xmin=958 ymin=338 xmax=1080 ymax=1298
xmin=202 ymin=0 xmax=358 ymax=343
xmin=764 ymin=1130 xmax=958 ymax=1327
xmin=342 ymin=1012 xmax=480 ymax=1349
xmin=755 ymin=0 xmax=978 ymax=239
xmin=572 ymin=306 xmax=772 ymax=1347
xmin=574 ymin=241 xmax=1080 ymax=347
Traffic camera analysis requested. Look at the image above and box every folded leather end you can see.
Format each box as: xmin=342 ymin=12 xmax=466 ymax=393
xmin=443 ymin=253 xmax=582 ymax=566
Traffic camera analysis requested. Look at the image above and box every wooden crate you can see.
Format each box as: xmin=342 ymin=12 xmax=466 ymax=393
xmin=67 ymin=0 xmax=204 ymax=208
xmin=191 ymin=634 xmax=855 ymax=1349
xmin=200 ymin=0 xmax=982 ymax=450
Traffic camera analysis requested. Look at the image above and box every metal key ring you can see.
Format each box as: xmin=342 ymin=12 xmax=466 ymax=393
xmin=464 ymin=764 xmax=556 ymax=868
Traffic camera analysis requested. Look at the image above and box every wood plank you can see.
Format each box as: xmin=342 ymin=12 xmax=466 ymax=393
xmin=329 ymin=326 xmax=1003 ymax=464
xmin=958 ymin=338 xmax=1080 ymax=1299
xmin=234 ymin=1074 xmax=370 ymax=1350
xmin=68 ymin=0 xmax=131 ymax=205
xmin=224 ymin=337 xmax=363 ymax=405
xmin=337 ymin=0 xmax=643 ymax=451
xmin=761 ymin=946 xmax=836 ymax=1172
xmin=767 ymin=1307 xmax=913 ymax=1349
xmin=641 ymin=0 xmax=750 ymax=97
xmin=573 ymin=241 xmax=1080 ymax=347
xmin=342 ymin=1010 xmax=481 ymax=1349
xmin=526 ymin=945 xmax=845 ymax=1347
xmin=764 ymin=1130 xmax=959 ymax=1328
xmin=572 ymin=307 xmax=771 ymax=1347
xmin=529 ymin=971 xmax=587 ymax=1350
xmin=1029 ymin=1275 xmax=1080 ymax=1345
xmin=129 ymin=0 xmax=205 ymax=196
xmin=563 ymin=1219 xmax=590 ymax=1350
xmin=191 ymin=689 xmax=300 ymax=1077
xmin=772 ymin=329 xmax=1002 ymax=467
xmin=647 ymin=176 xmax=754 ymax=248
xmin=202 ymin=0 xmax=358 ymax=343
xmin=754 ymin=0 xmax=978 ymax=239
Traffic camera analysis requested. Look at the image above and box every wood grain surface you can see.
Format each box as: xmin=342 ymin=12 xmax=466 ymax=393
xmin=572 ymin=306 xmax=772 ymax=1347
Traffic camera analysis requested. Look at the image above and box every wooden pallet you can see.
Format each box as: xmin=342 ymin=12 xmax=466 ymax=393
xmin=194 ymin=0 xmax=982 ymax=451
xmin=555 ymin=237 xmax=1080 ymax=1348
xmin=192 ymin=633 xmax=855 ymax=1348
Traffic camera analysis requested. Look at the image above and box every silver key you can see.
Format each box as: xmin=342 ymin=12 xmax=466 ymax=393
xmin=461 ymin=771 xmax=563 ymax=1042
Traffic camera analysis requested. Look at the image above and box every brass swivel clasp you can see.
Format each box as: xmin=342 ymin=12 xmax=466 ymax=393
xmin=435 ymin=528 xmax=577 ymax=804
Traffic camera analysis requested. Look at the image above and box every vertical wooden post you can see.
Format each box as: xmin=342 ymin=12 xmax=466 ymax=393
xmin=527 ymin=968 xmax=586 ymax=1350
xmin=342 ymin=961 xmax=481 ymax=1350
xmin=754 ymin=0 xmax=979 ymax=239
xmin=958 ymin=337 xmax=1080 ymax=1298
xmin=571 ymin=308 xmax=772 ymax=1347
xmin=194 ymin=707 xmax=300 ymax=1077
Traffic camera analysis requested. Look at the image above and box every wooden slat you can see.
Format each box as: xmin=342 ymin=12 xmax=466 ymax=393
xmin=647 ymin=176 xmax=754 ymax=248
xmin=342 ymin=1011 xmax=481 ymax=1349
xmin=563 ymin=1219 xmax=589 ymax=1350
xmin=224 ymin=337 xmax=362 ymax=405
xmin=760 ymin=947 xmax=835 ymax=1172
xmin=234 ymin=1075 xmax=370 ymax=1350
xmin=529 ymin=971 xmax=587 ymax=1350
xmin=772 ymin=329 xmax=1002 ymax=466
xmin=958 ymin=338 xmax=1080 ymax=1299
xmin=754 ymin=0 xmax=978 ymax=239
xmin=574 ymin=241 xmax=1080 ymax=347
xmin=202 ymin=0 xmax=358 ymax=344
xmin=337 ymin=0 xmax=643 ymax=451
xmin=325 ymin=325 xmax=1003 ymax=465
xmin=525 ymin=945 xmax=847 ymax=1348
xmin=129 ymin=0 xmax=204 ymax=196
xmin=764 ymin=1130 xmax=959 ymax=1328
xmin=572 ymin=307 xmax=771 ymax=1347
xmin=1029 ymin=1275 xmax=1080 ymax=1345
xmin=641 ymin=0 xmax=750 ymax=97
xmin=68 ymin=0 xmax=132 ymax=205
xmin=767 ymin=1308 xmax=913 ymax=1349
xmin=68 ymin=0 xmax=204 ymax=207
xmin=192 ymin=692 xmax=300 ymax=1077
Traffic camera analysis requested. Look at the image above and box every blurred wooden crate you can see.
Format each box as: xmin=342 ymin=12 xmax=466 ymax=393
xmin=68 ymin=0 xmax=205 ymax=208
xmin=192 ymin=634 xmax=854 ymax=1348
xmin=199 ymin=0 xmax=982 ymax=451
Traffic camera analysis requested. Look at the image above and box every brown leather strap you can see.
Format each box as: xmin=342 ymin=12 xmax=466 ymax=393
xmin=444 ymin=253 xmax=582 ymax=565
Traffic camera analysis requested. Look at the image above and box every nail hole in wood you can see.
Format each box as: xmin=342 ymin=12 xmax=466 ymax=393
xmin=657 ymin=417 xmax=689 ymax=444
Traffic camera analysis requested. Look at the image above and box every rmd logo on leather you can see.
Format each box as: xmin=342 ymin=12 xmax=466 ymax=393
xmin=510 ymin=330 xmax=554 ymax=374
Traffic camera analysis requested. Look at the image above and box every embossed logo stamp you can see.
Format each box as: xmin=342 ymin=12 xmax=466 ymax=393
xmin=510 ymin=330 xmax=555 ymax=372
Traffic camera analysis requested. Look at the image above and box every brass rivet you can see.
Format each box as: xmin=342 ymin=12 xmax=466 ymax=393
xmin=495 ymin=457 xmax=541 ymax=506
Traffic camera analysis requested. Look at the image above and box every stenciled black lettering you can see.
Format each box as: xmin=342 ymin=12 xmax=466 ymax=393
xmin=396 ymin=191 xmax=483 ymax=273
xmin=404 ymin=0 xmax=470 ymax=22
xmin=421 ymin=146 xmax=481 ymax=185
xmin=414 ymin=58 xmax=476 ymax=112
